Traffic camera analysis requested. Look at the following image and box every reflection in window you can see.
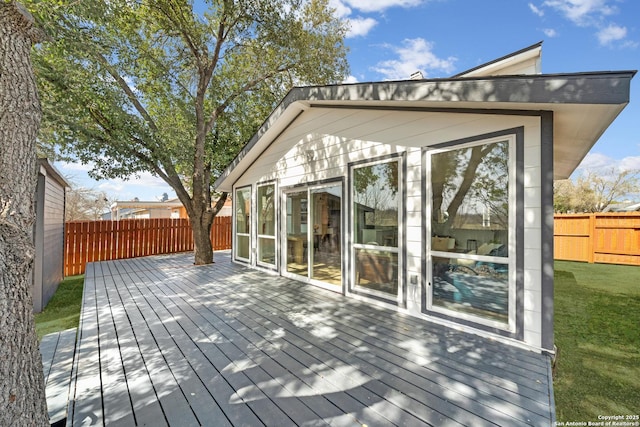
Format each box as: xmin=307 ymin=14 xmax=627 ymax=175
xmin=235 ymin=186 xmax=251 ymax=260
xmin=352 ymin=160 xmax=400 ymax=296
xmin=353 ymin=161 xmax=399 ymax=247
xmin=257 ymin=184 xmax=275 ymax=265
xmin=429 ymin=139 xmax=511 ymax=323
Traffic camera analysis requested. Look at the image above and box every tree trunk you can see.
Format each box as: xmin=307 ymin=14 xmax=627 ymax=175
xmin=0 ymin=2 xmax=49 ymax=426
xmin=186 ymin=192 xmax=229 ymax=265
xmin=192 ymin=214 xmax=214 ymax=265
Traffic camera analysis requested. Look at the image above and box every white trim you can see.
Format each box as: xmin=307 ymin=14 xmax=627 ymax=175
xmin=425 ymin=134 xmax=517 ymax=332
xmin=234 ymin=185 xmax=252 ymax=263
xmin=349 ymin=157 xmax=404 ymax=305
xmin=256 ymin=182 xmax=277 ymax=268
xmin=280 ymin=182 xmax=344 ymax=292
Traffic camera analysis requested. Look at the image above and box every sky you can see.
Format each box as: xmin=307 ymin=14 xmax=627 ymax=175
xmin=55 ymin=0 xmax=640 ymax=201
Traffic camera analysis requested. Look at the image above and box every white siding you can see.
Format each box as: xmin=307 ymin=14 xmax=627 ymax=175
xmin=234 ymin=108 xmax=545 ymax=350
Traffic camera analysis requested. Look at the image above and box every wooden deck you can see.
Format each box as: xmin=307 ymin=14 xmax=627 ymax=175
xmin=68 ymin=251 xmax=555 ymax=426
xmin=40 ymin=328 xmax=76 ymax=425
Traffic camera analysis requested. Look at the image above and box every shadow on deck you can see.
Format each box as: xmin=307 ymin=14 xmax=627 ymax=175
xmin=67 ymin=250 xmax=555 ymax=426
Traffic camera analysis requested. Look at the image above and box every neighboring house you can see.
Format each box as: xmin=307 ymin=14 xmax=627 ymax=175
xmin=214 ymin=42 xmax=635 ymax=353
xmin=110 ymin=200 xmax=184 ymax=220
xmin=170 ymin=198 xmax=233 ymax=218
xmin=33 ymin=159 xmax=70 ymax=313
xmin=604 ymin=202 xmax=640 ymax=212
xmin=110 ymin=198 xmax=233 ymax=220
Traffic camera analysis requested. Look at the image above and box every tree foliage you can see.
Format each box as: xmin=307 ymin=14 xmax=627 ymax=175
xmin=554 ymin=168 xmax=640 ymax=213
xmin=28 ymin=0 xmax=349 ymax=263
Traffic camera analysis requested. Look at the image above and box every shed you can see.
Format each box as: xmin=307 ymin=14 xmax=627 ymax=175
xmin=214 ymin=43 xmax=635 ymax=353
xmin=33 ymin=159 xmax=70 ymax=313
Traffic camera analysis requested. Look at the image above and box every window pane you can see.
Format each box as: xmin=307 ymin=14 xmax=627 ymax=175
xmin=353 ymin=161 xmax=399 ymax=247
xmin=431 ymin=141 xmax=509 ymax=253
xmin=286 ymin=191 xmax=307 ymax=275
xmin=355 ymin=248 xmax=398 ymax=295
xmin=236 ymin=235 xmax=250 ymax=259
xmin=311 ymin=186 xmax=342 ymax=286
xmin=258 ymin=185 xmax=275 ymax=236
xmin=235 ymin=187 xmax=251 ymax=234
xmin=258 ymin=237 xmax=275 ymax=265
xmin=432 ymin=258 xmax=509 ymax=322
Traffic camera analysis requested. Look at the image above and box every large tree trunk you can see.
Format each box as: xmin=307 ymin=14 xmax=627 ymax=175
xmin=192 ymin=210 xmax=214 ymax=265
xmin=189 ymin=192 xmax=228 ymax=265
xmin=0 ymin=2 xmax=49 ymax=426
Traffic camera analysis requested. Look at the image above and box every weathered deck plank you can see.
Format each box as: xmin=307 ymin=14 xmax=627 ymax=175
xmin=67 ymin=251 xmax=555 ymax=426
xmin=40 ymin=328 xmax=76 ymax=424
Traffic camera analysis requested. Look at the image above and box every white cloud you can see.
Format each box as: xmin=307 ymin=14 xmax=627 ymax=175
xmin=329 ymin=0 xmax=352 ymax=17
xmin=529 ymin=3 xmax=544 ymax=16
xmin=57 ymin=160 xmax=93 ymax=173
xmin=577 ymin=153 xmax=640 ymax=173
xmin=343 ymin=0 xmax=423 ymax=13
xmin=347 ymin=16 xmax=378 ymax=38
xmin=619 ymin=156 xmax=640 ymax=171
xmin=543 ymin=28 xmax=558 ymax=37
xmin=597 ymin=23 xmax=627 ymax=46
xmin=543 ymin=0 xmax=617 ymax=26
xmin=372 ymin=38 xmax=456 ymax=80
xmin=577 ymin=152 xmax=614 ymax=170
xmin=343 ymin=75 xmax=359 ymax=83
xmin=540 ymin=0 xmax=635 ymax=48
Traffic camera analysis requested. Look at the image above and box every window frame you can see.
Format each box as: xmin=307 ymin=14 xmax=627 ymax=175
xmin=424 ymin=132 xmax=520 ymax=333
xmin=234 ymin=185 xmax=252 ymax=263
xmin=256 ymin=182 xmax=277 ymax=268
xmin=349 ymin=156 xmax=404 ymax=304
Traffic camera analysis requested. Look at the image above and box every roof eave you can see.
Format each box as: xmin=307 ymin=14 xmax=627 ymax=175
xmin=214 ymin=71 xmax=635 ymax=192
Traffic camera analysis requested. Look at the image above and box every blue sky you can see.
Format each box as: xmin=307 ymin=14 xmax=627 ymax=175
xmin=56 ymin=0 xmax=640 ymax=201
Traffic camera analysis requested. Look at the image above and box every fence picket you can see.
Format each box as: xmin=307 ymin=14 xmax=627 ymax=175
xmin=554 ymin=212 xmax=640 ymax=266
xmin=64 ymin=216 xmax=232 ymax=275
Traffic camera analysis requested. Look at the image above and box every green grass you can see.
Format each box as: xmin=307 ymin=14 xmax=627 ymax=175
xmin=34 ymin=275 xmax=84 ymax=341
xmin=554 ymin=261 xmax=640 ymax=421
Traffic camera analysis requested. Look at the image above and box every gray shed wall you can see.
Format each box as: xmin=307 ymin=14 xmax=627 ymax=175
xmin=33 ymin=161 xmax=67 ymax=313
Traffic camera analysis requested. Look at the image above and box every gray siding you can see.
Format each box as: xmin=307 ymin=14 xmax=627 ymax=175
xmin=33 ymin=160 xmax=68 ymax=312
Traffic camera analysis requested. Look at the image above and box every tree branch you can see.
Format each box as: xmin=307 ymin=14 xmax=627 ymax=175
xmin=93 ymin=52 xmax=160 ymax=134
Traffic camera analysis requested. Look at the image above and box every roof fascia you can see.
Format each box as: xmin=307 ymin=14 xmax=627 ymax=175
xmin=214 ymin=71 xmax=635 ymax=190
xmin=38 ymin=158 xmax=71 ymax=188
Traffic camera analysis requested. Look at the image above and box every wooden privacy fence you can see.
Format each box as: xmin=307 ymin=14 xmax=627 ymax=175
xmin=554 ymin=212 xmax=640 ymax=266
xmin=65 ymin=216 xmax=232 ymax=276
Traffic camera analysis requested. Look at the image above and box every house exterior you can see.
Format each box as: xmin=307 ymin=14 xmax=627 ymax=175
xmin=214 ymin=43 xmax=635 ymax=353
xmin=109 ymin=198 xmax=232 ymax=220
xmin=33 ymin=159 xmax=70 ymax=313
xmin=110 ymin=200 xmax=184 ymax=220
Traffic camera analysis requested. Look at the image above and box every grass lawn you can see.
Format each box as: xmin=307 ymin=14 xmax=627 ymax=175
xmin=554 ymin=261 xmax=640 ymax=422
xmin=34 ymin=274 xmax=84 ymax=341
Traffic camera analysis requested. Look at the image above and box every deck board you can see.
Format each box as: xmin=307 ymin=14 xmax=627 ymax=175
xmin=67 ymin=251 xmax=555 ymax=426
xmin=40 ymin=328 xmax=76 ymax=424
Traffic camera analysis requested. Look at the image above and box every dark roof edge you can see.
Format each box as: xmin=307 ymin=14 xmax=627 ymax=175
xmin=452 ymin=41 xmax=543 ymax=78
xmin=38 ymin=158 xmax=71 ymax=188
xmin=214 ymin=70 xmax=635 ymax=189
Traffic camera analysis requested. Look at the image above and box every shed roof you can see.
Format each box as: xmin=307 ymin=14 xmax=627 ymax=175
xmin=38 ymin=158 xmax=70 ymax=188
xmin=214 ymin=50 xmax=634 ymax=192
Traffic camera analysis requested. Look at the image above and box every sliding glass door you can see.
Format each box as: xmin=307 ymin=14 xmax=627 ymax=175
xmin=284 ymin=183 xmax=342 ymax=288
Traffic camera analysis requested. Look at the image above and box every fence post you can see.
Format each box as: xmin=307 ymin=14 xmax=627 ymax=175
xmin=588 ymin=214 xmax=596 ymax=264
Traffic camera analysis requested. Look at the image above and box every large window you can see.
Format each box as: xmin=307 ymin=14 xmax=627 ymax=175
xmin=235 ymin=186 xmax=251 ymax=261
xmin=352 ymin=159 xmax=401 ymax=298
xmin=427 ymin=135 xmax=515 ymax=328
xmin=257 ymin=183 xmax=276 ymax=266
